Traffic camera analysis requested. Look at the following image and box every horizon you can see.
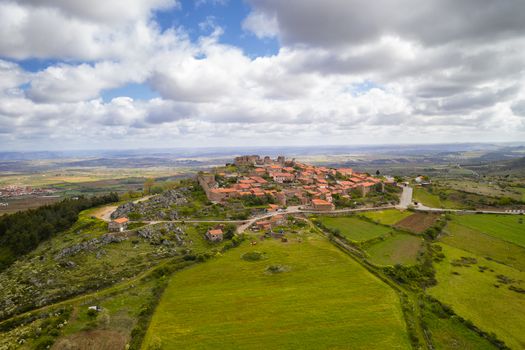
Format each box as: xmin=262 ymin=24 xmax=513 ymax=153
xmin=1 ymin=0 xmax=525 ymax=150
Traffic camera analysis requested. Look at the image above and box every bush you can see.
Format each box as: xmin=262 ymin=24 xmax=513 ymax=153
xmin=34 ymin=336 xmax=55 ymax=350
xmin=242 ymin=251 xmax=265 ymax=261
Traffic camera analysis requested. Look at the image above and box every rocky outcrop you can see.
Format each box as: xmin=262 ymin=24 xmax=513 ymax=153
xmin=55 ymin=234 xmax=126 ymax=260
xmin=111 ymin=190 xmax=188 ymax=220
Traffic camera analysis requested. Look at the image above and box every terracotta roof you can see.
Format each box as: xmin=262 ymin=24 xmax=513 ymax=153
xmin=208 ymin=229 xmax=223 ymax=235
xmin=113 ymin=217 xmax=129 ymax=224
xmin=311 ymin=199 xmax=332 ymax=205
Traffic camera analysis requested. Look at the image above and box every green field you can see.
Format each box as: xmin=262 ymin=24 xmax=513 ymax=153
xmin=316 ymin=216 xmax=392 ymax=242
xmin=452 ymin=214 xmax=525 ymax=248
xmin=143 ymin=233 xmax=411 ymax=349
xmin=413 ymin=187 xmax=464 ymax=209
xmin=360 ymin=209 xmax=412 ymax=226
xmin=429 ymin=244 xmax=525 ymax=350
xmin=365 ymin=233 xmax=424 ymax=266
xmin=442 ymin=221 xmax=525 ymax=271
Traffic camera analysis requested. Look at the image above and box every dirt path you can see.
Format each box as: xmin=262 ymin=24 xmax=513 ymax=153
xmin=91 ymin=205 xmax=118 ymax=222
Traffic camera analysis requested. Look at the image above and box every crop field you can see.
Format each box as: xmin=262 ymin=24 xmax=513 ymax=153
xmin=429 ymin=244 xmax=525 ymax=350
xmin=316 ymin=216 xmax=392 ymax=242
xmin=0 ymin=196 xmax=61 ymax=214
xmin=365 ymin=233 xmax=424 ymax=266
xmin=360 ymin=209 xmax=412 ymax=226
xmin=395 ymin=212 xmax=440 ymax=233
xmin=451 ymin=214 xmax=525 ymax=248
xmin=442 ymin=221 xmax=525 ymax=271
xmin=143 ymin=232 xmax=411 ymax=349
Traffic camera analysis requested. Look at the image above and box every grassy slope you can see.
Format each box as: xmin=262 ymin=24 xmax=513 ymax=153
xmin=365 ymin=233 xmax=424 ymax=266
xmin=360 ymin=209 xmax=412 ymax=226
xmin=443 ymin=221 xmax=525 ymax=271
xmin=429 ymin=244 xmax=525 ymax=350
xmin=317 ymin=216 xmax=392 ymax=242
xmin=452 ymin=214 xmax=525 ymax=248
xmin=143 ymin=233 xmax=411 ymax=349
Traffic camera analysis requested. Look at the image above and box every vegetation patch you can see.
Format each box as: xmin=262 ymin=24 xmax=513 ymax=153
xmin=451 ymin=214 xmax=525 ymax=248
xmin=441 ymin=221 xmax=525 ymax=271
xmin=429 ymin=243 xmax=525 ymax=350
xmin=143 ymin=232 xmax=411 ymax=349
xmin=241 ymin=251 xmax=266 ymax=261
xmin=315 ymin=215 xmax=392 ymax=242
xmin=265 ymin=264 xmax=290 ymax=274
xmin=360 ymin=209 xmax=412 ymax=226
xmin=366 ymin=233 xmax=424 ymax=266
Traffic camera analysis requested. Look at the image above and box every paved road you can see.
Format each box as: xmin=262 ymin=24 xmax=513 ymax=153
xmin=397 ymin=185 xmax=413 ymax=209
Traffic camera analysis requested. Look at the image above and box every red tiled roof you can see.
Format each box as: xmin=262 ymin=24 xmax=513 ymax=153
xmin=312 ymin=199 xmax=332 ymax=205
xmin=113 ymin=217 xmax=128 ymax=224
xmin=208 ymin=229 xmax=223 ymax=235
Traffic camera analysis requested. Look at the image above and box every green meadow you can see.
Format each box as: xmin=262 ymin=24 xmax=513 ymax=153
xmin=413 ymin=187 xmax=464 ymax=209
xmin=316 ymin=216 xmax=392 ymax=242
xmin=429 ymin=244 xmax=525 ymax=350
xmin=143 ymin=233 xmax=411 ymax=349
xmin=443 ymin=221 xmax=525 ymax=271
xmin=360 ymin=209 xmax=412 ymax=226
xmin=365 ymin=233 xmax=424 ymax=266
xmin=452 ymin=214 xmax=525 ymax=248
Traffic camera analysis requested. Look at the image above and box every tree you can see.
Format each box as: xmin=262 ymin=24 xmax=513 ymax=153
xmin=143 ymin=178 xmax=155 ymax=194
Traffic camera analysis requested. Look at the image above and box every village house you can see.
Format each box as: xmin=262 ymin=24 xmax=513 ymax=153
xmin=311 ymin=199 xmax=335 ymax=211
xmin=272 ymin=172 xmax=295 ymax=183
xmin=206 ymin=228 xmax=224 ymax=242
xmin=108 ymin=217 xmax=129 ymax=232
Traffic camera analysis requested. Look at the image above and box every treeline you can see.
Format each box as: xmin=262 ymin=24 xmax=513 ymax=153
xmin=0 ymin=193 xmax=119 ymax=271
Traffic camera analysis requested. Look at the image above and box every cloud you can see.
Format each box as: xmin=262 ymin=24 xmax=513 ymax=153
xmin=1 ymin=0 xmax=525 ymax=150
xmin=242 ymin=10 xmax=278 ymax=39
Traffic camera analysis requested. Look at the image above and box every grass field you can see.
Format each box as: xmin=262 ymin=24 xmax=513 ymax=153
xmin=365 ymin=233 xmax=424 ymax=266
xmin=143 ymin=233 xmax=411 ymax=349
xmin=442 ymin=221 xmax=525 ymax=271
xmin=413 ymin=187 xmax=464 ymax=209
xmin=440 ymin=180 xmax=522 ymax=201
xmin=395 ymin=212 xmax=440 ymax=234
xmin=316 ymin=216 xmax=392 ymax=242
xmin=452 ymin=214 xmax=525 ymax=248
xmin=360 ymin=209 xmax=412 ymax=226
xmin=421 ymin=303 xmax=497 ymax=350
xmin=429 ymin=244 xmax=525 ymax=350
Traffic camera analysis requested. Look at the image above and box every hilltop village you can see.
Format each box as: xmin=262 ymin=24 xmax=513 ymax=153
xmin=198 ymin=155 xmax=394 ymax=212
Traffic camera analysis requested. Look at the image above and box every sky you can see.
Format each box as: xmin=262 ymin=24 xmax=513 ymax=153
xmin=0 ymin=0 xmax=525 ymax=151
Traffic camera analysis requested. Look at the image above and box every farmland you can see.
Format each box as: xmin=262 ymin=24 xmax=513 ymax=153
xmin=413 ymin=187 xmax=465 ymax=209
xmin=315 ymin=215 xmax=392 ymax=242
xmin=143 ymin=232 xmax=411 ymax=349
xmin=429 ymin=244 xmax=525 ymax=350
xmin=365 ymin=233 xmax=424 ymax=266
xmin=442 ymin=221 xmax=525 ymax=271
xmin=395 ymin=212 xmax=441 ymax=234
xmin=360 ymin=209 xmax=412 ymax=226
xmin=451 ymin=214 xmax=525 ymax=248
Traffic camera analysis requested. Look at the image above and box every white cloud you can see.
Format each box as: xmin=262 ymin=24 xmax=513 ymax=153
xmin=1 ymin=0 xmax=525 ymax=150
xmin=242 ymin=10 xmax=278 ymax=39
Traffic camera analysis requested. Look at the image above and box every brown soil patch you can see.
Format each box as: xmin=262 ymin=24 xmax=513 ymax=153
xmin=52 ymin=330 xmax=128 ymax=350
xmin=395 ymin=212 xmax=439 ymax=233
